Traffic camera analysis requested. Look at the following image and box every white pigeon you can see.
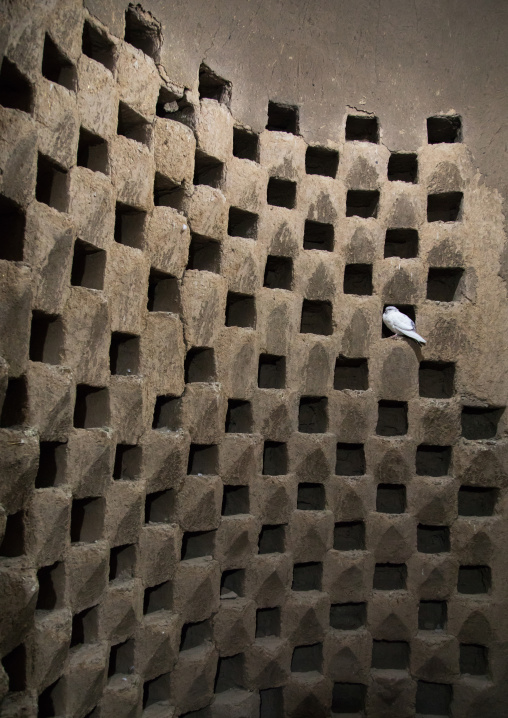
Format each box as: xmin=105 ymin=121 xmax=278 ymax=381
xmin=383 ymin=306 xmax=427 ymax=346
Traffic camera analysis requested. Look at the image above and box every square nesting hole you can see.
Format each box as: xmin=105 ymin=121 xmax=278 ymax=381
xmin=77 ymin=127 xmax=108 ymax=174
xmin=152 ymin=395 xmax=181 ymax=431
xmin=70 ymin=497 xmax=104 ymax=543
xmin=36 ymin=153 xmax=68 ymax=212
xmin=415 ymin=681 xmax=452 ymax=717
xmin=35 ymin=441 xmax=66 ymax=488
xmin=376 ymin=400 xmax=408 ymax=436
xmin=419 ymin=361 xmax=455 ymax=399
xmin=427 ymin=115 xmax=462 ymax=144
xmin=292 ymin=562 xmax=322 ymax=591
xmin=0 ymin=194 xmax=25 ymax=261
xmin=70 ymin=238 xmax=105 ymax=290
xmin=334 ymin=356 xmax=368 ymax=391
xmin=335 ymin=443 xmax=366 ymax=476
xmin=334 ymin=521 xmax=365 ymax=551
xmin=124 ymin=4 xmax=162 ymax=62
xmin=233 ymin=127 xmax=259 ymax=161
xmin=298 ymin=396 xmax=328 ymax=433
xmin=300 ymin=299 xmax=333 ymax=335
xmin=461 ymin=405 xmax=504 ymax=440
xmin=330 ymin=603 xmax=366 ymax=631
xmin=384 ymin=228 xmax=419 ymax=259
xmin=114 ymin=202 xmax=146 ymax=248
xmin=109 ymin=543 xmax=136 ymax=581
xmin=198 ymin=63 xmax=231 ymax=104
xmin=331 ymin=683 xmax=366 ymax=714
xmin=228 ymin=206 xmax=258 ymax=239
xmin=147 ymin=269 xmax=180 ymax=312
xmin=220 ymin=568 xmax=245 ymax=598
xmin=41 ymin=33 xmax=77 ymax=91
xmin=346 ymin=115 xmax=378 ymax=142
xmin=427 ymin=267 xmax=464 ymax=301
xmin=460 ymin=644 xmax=488 ymax=676
xmin=222 ymin=485 xmax=249 ymax=515
xmin=0 ymin=57 xmax=33 ymax=113
xmin=291 ymin=643 xmax=322 ymax=673
xmin=427 ymin=192 xmax=463 ymax=222
xmin=73 ymin=384 xmax=109 ymax=428
xmin=108 ymin=639 xmax=134 ymax=677
xmin=263 ymin=255 xmax=293 ymax=289
xmin=70 ymin=605 xmax=99 ymax=647
xmin=382 ymin=303 xmax=416 ymax=338
xmin=417 ymin=525 xmax=450 ymax=554
xmin=0 ymin=377 xmax=28 ymax=429
xmin=145 ymin=489 xmax=174 ymax=524
xmin=180 ymin=619 xmax=212 ymax=651
xmin=153 ymin=173 xmax=185 ymax=209
xmin=193 ymin=150 xmax=224 ymax=188
xmin=458 ymin=487 xmax=498 ymax=517
xmin=215 ymin=654 xmax=244 ymax=693
xmin=109 ymin=332 xmax=140 ymax=375
xmin=305 ymin=145 xmax=339 ymax=178
xmin=0 ymin=511 xmax=25 ymax=557
xmin=373 ymin=563 xmax=407 ymax=590
xmin=156 ymin=87 xmax=194 ymax=128
xmin=187 ymin=443 xmax=218 ymax=475
xmin=143 ymin=673 xmax=171 ymax=709
xmin=372 ymin=640 xmax=410 ymax=670
xmin=38 ymin=679 xmax=65 ymax=716
xmin=267 ymin=177 xmax=297 ymax=209
xmin=187 ymin=234 xmax=221 ymax=273
xmin=346 ymin=189 xmax=379 ymax=218
xmin=225 ymin=291 xmax=256 ymax=328
xmin=258 ymin=524 xmax=286 ymax=554
xmin=376 ymin=484 xmax=406 ymax=514
xmin=113 ymin=443 xmax=141 ymax=481
xmin=36 ymin=562 xmax=65 ymax=610
xmin=259 ymin=354 xmax=286 ymax=389
xmin=1 ymin=644 xmax=26 ymax=692
xmin=387 ymin=152 xmax=418 ymax=183
xmin=185 ymin=347 xmax=216 ymax=383
xmin=225 ymin=399 xmax=253 ymax=433
xmin=82 ymin=19 xmax=115 ymax=72
xmin=457 ymin=565 xmax=491 ymax=594
xmin=143 ymin=581 xmax=172 ymax=614
xmin=303 ymin=219 xmax=334 ymax=251
xmin=343 ymin=263 xmax=373 ymax=295
xmin=418 ymin=600 xmax=447 ymax=631
xmin=416 ymin=445 xmax=451 ymax=477
xmin=266 ymin=101 xmax=299 ymax=134
xmin=117 ymin=101 xmax=151 ymax=145
xmin=263 ymin=441 xmax=288 ymax=475
xmin=29 ymin=311 xmax=63 ymax=365
xmin=297 ymin=482 xmax=325 ymax=510
xmin=181 ymin=530 xmax=215 ymax=560
xmin=256 ymin=607 xmax=281 ymax=638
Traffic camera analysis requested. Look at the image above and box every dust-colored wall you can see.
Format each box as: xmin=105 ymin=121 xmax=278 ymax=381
xmin=0 ymin=0 xmax=507 ymax=716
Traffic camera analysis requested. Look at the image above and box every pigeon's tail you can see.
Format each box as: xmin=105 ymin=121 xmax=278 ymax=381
xmin=403 ymin=330 xmax=426 ymax=346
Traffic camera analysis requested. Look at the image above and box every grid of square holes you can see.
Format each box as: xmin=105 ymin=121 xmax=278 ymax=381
xmin=0 ymin=5 xmax=504 ymax=718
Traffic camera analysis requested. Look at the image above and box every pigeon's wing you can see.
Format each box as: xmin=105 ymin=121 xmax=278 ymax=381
xmin=392 ymin=311 xmax=416 ymax=332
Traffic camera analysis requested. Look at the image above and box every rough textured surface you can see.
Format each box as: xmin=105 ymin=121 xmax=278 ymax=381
xmin=0 ymin=1 xmax=507 ymax=716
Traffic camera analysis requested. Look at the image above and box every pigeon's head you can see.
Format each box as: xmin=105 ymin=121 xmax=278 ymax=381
xmin=384 ymin=306 xmax=398 ymax=313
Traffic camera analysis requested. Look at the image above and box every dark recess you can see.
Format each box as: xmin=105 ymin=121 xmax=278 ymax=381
xmin=334 ymin=357 xmax=368 ymax=391
xmin=387 ymin=152 xmax=418 ymax=182
xmin=114 ymin=202 xmax=146 ymax=248
xmin=418 ymin=600 xmax=447 ymax=631
xmin=2 ymin=643 xmax=26 ymax=692
xmin=108 ymin=640 xmax=134 ymax=676
xmin=152 ymin=395 xmax=181 ymax=430
xmin=181 ymin=531 xmax=215 ymax=560
xmin=303 ymin=220 xmax=334 ymax=251
xmin=258 ymin=354 xmax=286 ymax=388
xmin=214 ymin=654 xmax=244 ymax=693
xmin=82 ymin=20 xmax=116 ymax=72
xmin=415 ymin=681 xmax=452 ymax=717
xmin=258 ymin=524 xmax=285 ymax=554
xmin=36 ymin=441 xmax=66 ymax=488
xmin=461 ymin=405 xmax=504 ymax=440
xmin=427 ymin=192 xmax=463 ymax=222
xmin=110 ymin=332 xmax=140 ymax=375
xmin=297 ymin=482 xmax=325 ymax=510
xmin=458 ymin=487 xmax=498 ymax=517
xmin=384 ymin=228 xmax=419 ymax=259
xmin=427 ymin=115 xmax=462 ymax=143
xmin=291 ymin=643 xmax=322 ymax=672
xmin=70 ymin=497 xmax=104 ymax=543
xmin=220 ymin=569 xmax=244 ymax=597
xmin=267 ymin=177 xmax=297 ymax=209
xmin=109 ymin=544 xmax=136 ymax=581
xmin=376 ymin=400 xmax=408 ymax=436
xmin=225 ymin=291 xmax=256 ymax=328
xmin=73 ymin=384 xmax=109 ymax=428
xmin=264 ymin=255 xmax=293 ymax=289
xmin=346 ymin=189 xmax=379 ymax=218
xmin=457 ymin=565 xmax=491 ymax=594
xmin=41 ymin=33 xmax=77 ymax=90
xmin=417 ymin=525 xmax=450 ymax=553
xmin=0 ymin=377 xmax=28 ymax=428
xmin=36 ymin=562 xmax=64 ymax=610
xmin=228 ymin=206 xmax=258 ymax=238
xmin=263 ymin=441 xmax=288 ymax=475
xmin=193 ymin=150 xmax=224 ymax=188
xmin=222 ymin=485 xmax=249 ymax=515
xmin=148 ymin=269 xmax=180 ymax=312
xmin=300 ymin=299 xmax=333 ymax=336
xmin=330 ymin=603 xmax=366 ymax=631
xmin=0 ymin=57 xmax=33 ymax=113
xmin=118 ymin=101 xmax=151 ymax=145
xmin=187 ymin=444 xmax=218 ymax=475
xmin=376 ymin=484 xmax=406 ymax=514
xmin=185 ymin=347 xmax=216 ymax=383
xmin=372 ymin=640 xmax=409 ymax=669
xmin=256 ymin=607 xmax=281 ymax=637
xmin=298 ymin=397 xmax=328 ymax=433
xmin=36 ymin=153 xmax=68 ymax=211
xmin=124 ymin=5 xmax=162 ymax=62
xmin=460 ymin=644 xmax=488 ymax=676
xmin=266 ymin=101 xmax=299 ymax=134
xmin=305 ymin=145 xmax=339 ymax=178
xmin=331 ymin=683 xmax=366 ymax=713
xmin=334 ymin=521 xmax=365 ymax=551
xmin=113 ymin=444 xmax=141 ymax=481
xmin=260 ymin=688 xmax=284 ymax=718
xmin=345 ymin=115 xmax=378 ymax=142
xmin=373 ymin=563 xmax=407 ymax=590
xmin=233 ymin=127 xmax=259 ymax=161
xmin=415 ymin=445 xmax=451 ymax=477
xmin=30 ymin=311 xmax=63 ymax=364
xmin=225 ymin=399 xmax=252 ymax=433
xmin=187 ymin=234 xmax=221 ymax=273
xmin=77 ymin=127 xmax=108 ymax=173
xmin=145 ymin=489 xmax=174 ymax=523
xmin=198 ymin=63 xmax=231 ymax=104
xmin=343 ymin=263 xmax=373 ymax=295
xmin=0 ymin=511 xmax=25 ymax=557
xmin=427 ymin=267 xmax=464 ymax=301
xmin=335 ymin=443 xmax=366 ymax=476
xmin=292 ymin=562 xmax=322 ymax=591
xmin=143 ymin=673 xmax=170 ymax=708
xmin=0 ymin=194 xmax=25 ymax=261
xmin=419 ymin=361 xmax=455 ymax=399
xmin=71 ymin=238 xmax=105 ymax=289
xmin=180 ymin=619 xmax=211 ymax=651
